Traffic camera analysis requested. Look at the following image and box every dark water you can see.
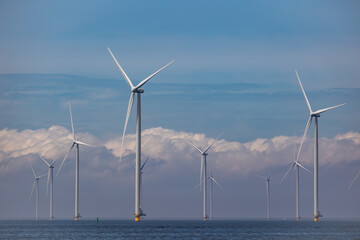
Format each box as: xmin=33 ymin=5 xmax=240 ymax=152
xmin=0 ymin=219 xmax=359 ymax=239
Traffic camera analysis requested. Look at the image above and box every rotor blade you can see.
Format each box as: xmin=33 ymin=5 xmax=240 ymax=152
xmin=280 ymin=163 xmax=295 ymax=184
xmin=119 ymin=92 xmax=135 ymax=163
xmin=203 ymin=131 xmax=224 ymax=154
xmin=56 ymin=142 xmax=75 ymax=177
xmin=293 ymin=136 xmax=296 ymax=161
xmin=183 ymin=138 xmax=203 ymax=154
xmin=38 ymin=174 xmax=47 ymax=178
xmin=39 ymin=155 xmax=51 ymax=167
xmin=46 ymin=168 xmax=50 ymax=195
xmin=210 ymin=176 xmax=223 ymax=189
xmin=107 ymin=48 xmax=134 ymax=89
xmin=134 ymin=60 xmax=174 ymax=90
xmin=313 ymin=103 xmax=346 ymax=115
xmin=75 ymin=140 xmax=95 ymax=147
xmin=140 ymin=156 xmax=149 ymax=171
xmin=193 ymin=181 xmax=202 ymax=191
xmin=29 ymin=180 xmax=36 ymax=200
xmin=295 ymin=70 xmax=312 ymax=113
xmin=296 ymin=161 xmax=312 ymax=174
xmin=348 ymin=169 xmax=360 ymax=190
xmin=296 ymin=116 xmax=312 ymax=162
xmin=28 ymin=160 xmax=36 ymax=178
xmin=254 ymin=174 xmax=267 ymax=181
xmin=69 ymin=103 xmax=75 ymax=140
xmin=200 ymin=157 xmax=204 ymax=191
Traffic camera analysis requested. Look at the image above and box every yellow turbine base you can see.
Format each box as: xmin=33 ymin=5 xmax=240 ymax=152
xmin=203 ymin=217 xmax=207 ymax=221
xmin=314 ymin=216 xmax=319 ymax=222
xmin=75 ymin=217 xmax=79 ymax=221
xmin=296 ymin=217 xmax=300 ymax=221
xmin=135 ymin=215 xmax=141 ymax=222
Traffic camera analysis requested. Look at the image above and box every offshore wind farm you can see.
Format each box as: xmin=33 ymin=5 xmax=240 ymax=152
xmin=0 ymin=0 xmax=359 ymax=239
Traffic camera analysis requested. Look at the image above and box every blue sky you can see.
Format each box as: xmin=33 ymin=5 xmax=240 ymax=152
xmin=0 ymin=0 xmax=359 ymax=219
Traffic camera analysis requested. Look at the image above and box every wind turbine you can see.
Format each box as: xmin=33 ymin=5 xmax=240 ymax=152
xmin=29 ymin=161 xmax=46 ymax=220
xmin=255 ymin=174 xmax=271 ymax=220
xmin=56 ymin=103 xmax=94 ymax=220
xmin=348 ymin=169 xmax=360 ymax=190
xmin=208 ymin=172 xmax=222 ymax=220
xmin=280 ymin=142 xmax=311 ymax=220
xmin=184 ymin=132 xmax=223 ymax=221
xmin=295 ymin=70 xmax=345 ymax=221
xmin=39 ymin=156 xmax=57 ymax=220
xmin=139 ymin=156 xmax=149 ymax=213
xmin=108 ymin=47 xmax=174 ymax=222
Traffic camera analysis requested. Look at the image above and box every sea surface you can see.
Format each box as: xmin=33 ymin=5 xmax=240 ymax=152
xmin=0 ymin=219 xmax=359 ymax=239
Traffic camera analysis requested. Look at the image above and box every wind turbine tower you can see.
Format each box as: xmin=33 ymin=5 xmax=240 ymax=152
xmin=57 ymin=103 xmax=94 ymax=220
xmin=108 ymin=48 xmax=173 ymax=221
xmin=256 ymin=175 xmax=271 ymax=220
xmin=184 ymin=132 xmax=223 ymax=221
xmin=29 ymin=161 xmax=46 ymax=220
xmin=208 ymin=172 xmax=222 ymax=220
xmin=295 ymin=70 xmax=345 ymax=221
xmin=40 ymin=156 xmax=57 ymax=220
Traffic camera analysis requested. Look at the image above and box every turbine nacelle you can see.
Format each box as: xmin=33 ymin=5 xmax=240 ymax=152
xmin=133 ymin=88 xmax=144 ymax=93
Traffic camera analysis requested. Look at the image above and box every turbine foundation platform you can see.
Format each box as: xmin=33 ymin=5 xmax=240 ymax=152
xmin=75 ymin=216 xmax=79 ymax=221
xmin=135 ymin=214 xmax=141 ymax=222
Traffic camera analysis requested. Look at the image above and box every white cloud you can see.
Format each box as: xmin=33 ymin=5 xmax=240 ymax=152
xmin=105 ymin=127 xmax=360 ymax=177
xmin=0 ymin=126 xmax=359 ymax=178
xmin=0 ymin=126 xmax=98 ymax=172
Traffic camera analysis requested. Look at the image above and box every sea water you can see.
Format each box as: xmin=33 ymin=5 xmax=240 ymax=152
xmin=0 ymin=219 xmax=359 ymax=239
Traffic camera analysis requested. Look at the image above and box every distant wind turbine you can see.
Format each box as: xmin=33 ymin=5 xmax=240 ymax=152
xmin=256 ymin=174 xmax=271 ymax=220
xmin=184 ymin=132 xmax=223 ymax=221
xmin=57 ymin=103 xmax=94 ymax=220
xmin=348 ymin=169 xmax=360 ymax=190
xmin=208 ymin=172 xmax=222 ymax=220
xmin=108 ymin=47 xmax=174 ymax=221
xmin=139 ymin=156 xmax=149 ymax=212
xmin=39 ymin=156 xmax=57 ymax=220
xmin=295 ymin=70 xmax=345 ymax=221
xmin=28 ymin=161 xmax=46 ymax=220
xmin=280 ymin=141 xmax=311 ymax=220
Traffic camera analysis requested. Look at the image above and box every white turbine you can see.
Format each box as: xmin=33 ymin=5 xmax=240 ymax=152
xmin=348 ymin=169 xmax=360 ymax=190
xmin=56 ymin=103 xmax=94 ymax=220
xmin=255 ymin=174 xmax=271 ymax=220
xmin=295 ymin=70 xmax=345 ymax=221
xmin=184 ymin=132 xmax=223 ymax=221
xmin=280 ymin=142 xmax=311 ymax=220
xmin=208 ymin=172 xmax=222 ymax=220
xmin=40 ymin=156 xmax=57 ymax=220
xmin=28 ymin=161 xmax=46 ymax=220
xmin=108 ymin=47 xmax=174 ymax=221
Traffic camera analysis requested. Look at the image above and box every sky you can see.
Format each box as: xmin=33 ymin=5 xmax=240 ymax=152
xmin=0 ymin=0 xmax=359 ymax=220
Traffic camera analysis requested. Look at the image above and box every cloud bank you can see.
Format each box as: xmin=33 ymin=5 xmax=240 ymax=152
xmin=1 ymin=126 xmax=359 ymax=178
